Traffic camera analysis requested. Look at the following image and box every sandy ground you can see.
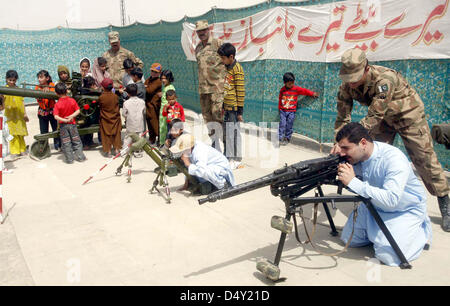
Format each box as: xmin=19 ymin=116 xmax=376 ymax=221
xmin=0 ymin=105 xmax=449 ymax=286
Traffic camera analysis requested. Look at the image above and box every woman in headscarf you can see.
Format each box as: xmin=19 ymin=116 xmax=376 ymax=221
xmin=57 ymin=65 xmax=73 ymax=94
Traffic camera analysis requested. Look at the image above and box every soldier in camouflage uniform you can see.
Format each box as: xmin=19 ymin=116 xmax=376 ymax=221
xmin=102 ymin=31 xmax=144 ymax=88
xmin=195 ymin=20 xmax=226 ymax=150
xmin=333 ymin=47 xmax=450 ymax=232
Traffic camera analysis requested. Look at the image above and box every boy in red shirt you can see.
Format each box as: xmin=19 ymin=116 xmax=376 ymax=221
xmin=53 ymin=83 xmax=86 ymax=164
xmin=162 ymin=89 xmax=185 ymax=140
xmin=278 ymin=72 xmax=319 ymax=145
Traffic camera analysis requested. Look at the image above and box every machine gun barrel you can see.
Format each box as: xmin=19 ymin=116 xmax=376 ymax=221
xmin=0 ymin=86 xmax=59 ymax=100
xmin=198 ymin=154 xmax=343 ymax=205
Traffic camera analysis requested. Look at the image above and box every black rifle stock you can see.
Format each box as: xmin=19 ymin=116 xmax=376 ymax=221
xmin=198 ymin=154 xmax=344 ymax=205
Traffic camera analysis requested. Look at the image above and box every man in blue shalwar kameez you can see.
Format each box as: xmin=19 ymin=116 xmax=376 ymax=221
xmin=170 ymin=134 xmax=235 ymax=191
xmin=335 ymin=122 xmax=432 ymax=266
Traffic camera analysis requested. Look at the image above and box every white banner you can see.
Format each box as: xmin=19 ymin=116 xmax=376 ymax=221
xmin=181 ymin=0 xmax=450 ymax=62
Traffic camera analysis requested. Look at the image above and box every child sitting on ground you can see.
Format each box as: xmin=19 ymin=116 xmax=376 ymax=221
xmin=122 ymin=83 xmax=146 ymax=158
xmin=53 ymin=83 xmax=86 ymax=164
xmin=0 ymin=95 xmax=14 ymax=173
xmin=4 ymin=70 xmax=29 ymax=159
xmin=98 ymin=78 xmax=122 ymax=157
xmin=278 ymin=72 xmax=319 ymax=146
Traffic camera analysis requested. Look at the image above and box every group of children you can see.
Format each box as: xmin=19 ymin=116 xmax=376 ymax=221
xmin=0 ymin=55 xmax=187 ymax=166
xmin=213 ymin=43 xmax=319 ymax=170
xmin=0 ymin=45 xmax=318 ymax=169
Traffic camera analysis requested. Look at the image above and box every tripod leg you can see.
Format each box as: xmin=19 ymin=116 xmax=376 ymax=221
xmin=150 ymin=171 xmax=162 ymax=194
xmin=164 ymin=174 xmax=171 ymax=203
xmin=364 ymin=200 xmax=412 ymax=269
xmin=126 ymin=155 xmax=133 ymax=183
xmin=163 ymin=159 xmax=171 ymax=203
xmin=115 ymin=153 xmax=131 ymax=175
xmin=317 ymin=186 xmax=339 ymax=236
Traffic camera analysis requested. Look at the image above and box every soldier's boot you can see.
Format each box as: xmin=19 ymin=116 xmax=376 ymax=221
xmin=256 ymin=258 xmax=280 ymax=282
xmin=271 ymin=216 xmax=293 ymax=234
xmin=438 ymin=195 xmax=450 ymax=232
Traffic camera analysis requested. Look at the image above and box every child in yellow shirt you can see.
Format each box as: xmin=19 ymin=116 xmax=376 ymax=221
xmin=4 ymin=70 xmax=29 ymax=158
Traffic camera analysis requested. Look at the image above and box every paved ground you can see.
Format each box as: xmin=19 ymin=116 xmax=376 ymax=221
xmin=1 ymin=105 xmax=449 ymax=286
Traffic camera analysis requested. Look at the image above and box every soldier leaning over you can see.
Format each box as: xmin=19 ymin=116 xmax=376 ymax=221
xmin=195 ymin=20 xmax=226 ymax=151
xmin=332 ymin=47 xmax=450 ymax=232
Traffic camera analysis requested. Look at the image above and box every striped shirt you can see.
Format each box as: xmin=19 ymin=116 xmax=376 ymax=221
xmin=223 ymin=61 xmax=245 ymax=113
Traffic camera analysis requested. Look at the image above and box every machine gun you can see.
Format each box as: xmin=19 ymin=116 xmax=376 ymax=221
xmin=199 ymin=155 xmax=345 ymax=205
xmin=199 ymin=155 xmax=412 ymax=281
xmin=0 ymin=72 xmax=119 ymax=160
xmin=115 ymin=133 xmax=217 ymax=203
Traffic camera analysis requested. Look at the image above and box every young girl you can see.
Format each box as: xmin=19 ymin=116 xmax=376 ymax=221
xmin=159 ymin=70 xmax=175 ymax=145
xmin=80 ymin=58 xmax=92 ymax=78
xmin=80 ymin=58 xmax=93 ymax=89
xmin=4 ymin=70 xmax=29 ymax=158
xmin=57 ymin=65 xmax=73 ymax=93
xmin=92 ymin=57 xmax=111 ymax=88
xmin=98 ymin=78 xmax=122 ymax=157
xmin=79 ymin=58 xmax=97 ymax=149
xmin=35 ymin=70 xmax=60 ymax=150
xmin=0 ymin=95 xmax=14 ymax=173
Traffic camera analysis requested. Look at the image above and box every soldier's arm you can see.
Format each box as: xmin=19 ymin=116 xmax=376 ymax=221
xmin=127 ymin=50 xmax=144 ymax=69
xmin=334 ymin=84 xmax=354 ymax=137
xmin=360 ymin=80 xmax=394 ymax=131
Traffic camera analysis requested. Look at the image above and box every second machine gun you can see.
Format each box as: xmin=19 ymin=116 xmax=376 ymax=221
xmin=115 ymin=133 xmax=219 ymax=203
xmin=0 ymin=72 xmax=117 ymax=160
xmin=199 ymin=154 xmax=412 ymax=281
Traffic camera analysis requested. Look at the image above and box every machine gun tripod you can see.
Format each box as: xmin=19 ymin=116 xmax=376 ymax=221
xmin=115 ymin=133 xmax=216 ymax=203
xmin=199 ymin=155 xmax=412 ymax=281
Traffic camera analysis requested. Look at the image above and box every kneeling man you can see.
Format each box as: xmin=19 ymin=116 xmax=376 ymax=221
xmin=335 ymin=122 xmax=432 ymax=266
xmin=170 ymin=134 xmax=235 ymax=191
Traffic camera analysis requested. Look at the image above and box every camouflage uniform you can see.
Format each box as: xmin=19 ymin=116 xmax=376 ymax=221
xmin=102 ymin=47 xmax=144 ymax=88
xmin=195 ymin=34 xmax=226 ymax=124
xmin=335 ymin=48 xmax=449 ymax=197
